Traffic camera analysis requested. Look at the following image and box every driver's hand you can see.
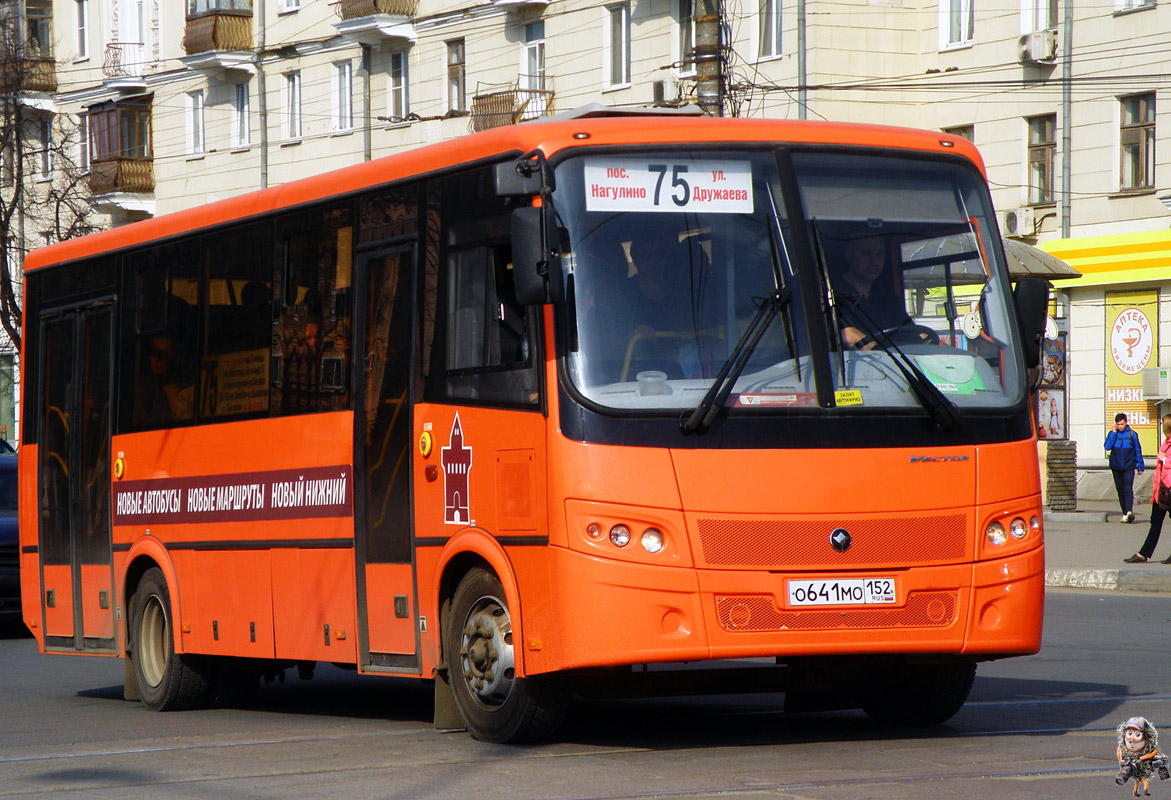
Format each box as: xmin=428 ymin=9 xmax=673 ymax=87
xmin=841 ymin=326 xmax=875 ymax=350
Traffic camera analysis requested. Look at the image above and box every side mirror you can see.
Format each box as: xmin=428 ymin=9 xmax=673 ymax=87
xmin=495 ymin=160 xmax=543 ymax=197
xmin=511 ymin=207 xmax=549 ymax=305
xmin=1013 ymin=276 xmax=1049 ymax=369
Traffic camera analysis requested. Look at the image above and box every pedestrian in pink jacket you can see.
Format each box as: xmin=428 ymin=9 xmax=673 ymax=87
xmin=1125 ymin=414 xmax=1171 ymax=563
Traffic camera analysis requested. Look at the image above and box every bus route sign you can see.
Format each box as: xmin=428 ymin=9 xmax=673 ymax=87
xmin=583 ymin=158 xmax=754 ymax=214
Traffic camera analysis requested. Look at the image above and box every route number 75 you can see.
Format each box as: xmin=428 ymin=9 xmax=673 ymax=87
xmin=649 ymin=164 xmax=690 ymax=207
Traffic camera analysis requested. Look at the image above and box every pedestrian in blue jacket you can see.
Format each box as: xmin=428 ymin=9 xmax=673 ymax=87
xmin=1106 ymin=412 xmax=1145 ymax=523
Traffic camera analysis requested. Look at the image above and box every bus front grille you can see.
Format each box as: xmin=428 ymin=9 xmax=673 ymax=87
xmin=696 ymin=515 xmax=967 ymax=568
xmin=714 ymin=590 xmax=957 ymax=632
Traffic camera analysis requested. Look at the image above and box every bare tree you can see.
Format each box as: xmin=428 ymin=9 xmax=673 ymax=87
xmin=0 ymin=0 xmax=103 ymax=352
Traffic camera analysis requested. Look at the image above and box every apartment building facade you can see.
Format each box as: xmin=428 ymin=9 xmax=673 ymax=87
xmin=4 ymin=0 xmax=1169 ymax=482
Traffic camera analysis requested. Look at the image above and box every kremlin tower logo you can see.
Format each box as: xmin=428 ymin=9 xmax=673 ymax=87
xmin=441 ymin=414 xmax=473 ymax=525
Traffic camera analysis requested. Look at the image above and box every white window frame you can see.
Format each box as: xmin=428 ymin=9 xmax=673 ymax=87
xmin=285 ymin=71 xmax=302 ymax=140
xmin=232 ymin=81 xmax=251 ymax=149
xmin=187 ymin=90 xmax=205 ymax=157
xmin=447 ymin=39 xmax=466 ymax=112
xmin=75 ymin=0 xmax=89 ymax=60
xmin=676 ymin=0 xmax=695 ymax=76
xmin=332 ymin=61 xmax=354 ymax=133
xmin=1117 ymin=0 xmax=1155 ymax=10
xmin=280 ymin=0 xmax=300 ymax=13
xmin=387 ymin=51 xmax=409 ymax=122
xmin=1020 ymin=0 xmax=1057 ymax=32
xmin=757 ymin=0 xmax=782 ymax=60
xmin=76 ymin=111 xmax=89 ymax=171
xmin=604 ymin=3 xmax=631 ymax=89
xmin=938 ymin=0 xmax=974 ymax=50
xmin=36 ymin=118 xmax=52 ymax=179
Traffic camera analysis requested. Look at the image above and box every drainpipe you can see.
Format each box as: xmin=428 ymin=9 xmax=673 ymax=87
xmin=256 ymin=0 xmax=268 ymax=189
xmin=797 ymin=0 xmax=806 ymax=120
xmin=1060 ymin=0 xmax=1071 ymax=238
xmin=361 ymin=43 xmax=371 ymax=162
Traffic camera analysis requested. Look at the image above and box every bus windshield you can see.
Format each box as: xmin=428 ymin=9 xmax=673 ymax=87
xmin=553 ymin=148 xmax=1024 ymax=416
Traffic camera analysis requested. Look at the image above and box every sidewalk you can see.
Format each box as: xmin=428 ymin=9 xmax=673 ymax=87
xmin=1045 ymin=498 xmax=1171 ymax=593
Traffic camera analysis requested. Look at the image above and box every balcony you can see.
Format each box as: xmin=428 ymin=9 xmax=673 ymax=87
xmin=333 ymin=0 xmax=417 ymax=46
xmin=470 ymin=79 xmax=555 ymax=132
xmin=181 ymin=1 xmax=254 ymax=75
xmin=21 ymin=56 xmax=56 ymax=92
xmin=102 ymin=42 xmax=148 ymax=93
xmin=89 ymin=158 xmax=154 ymax=195
xmin=491 ymin=0 xmax=550 ymax=9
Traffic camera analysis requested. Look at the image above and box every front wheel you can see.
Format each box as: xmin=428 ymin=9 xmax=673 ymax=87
xmin=129 ymin=567 xmax=213 ymax=711
xmin=444 ymin=568 xmax=568 ymax=743
xmin=862 ymin=661 xmax=976 ymax=725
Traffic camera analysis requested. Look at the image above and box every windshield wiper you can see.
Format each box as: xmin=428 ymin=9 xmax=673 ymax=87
xmin=680 ymin=287 xmax=792 ymax=435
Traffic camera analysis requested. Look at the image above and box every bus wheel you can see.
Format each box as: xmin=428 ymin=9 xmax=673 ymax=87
xmin=862 ymin=661 xmax=976 ymax=725
xmin=445 ymin=568 xmax=568 ymax=743
xmin=129 ymin=567 xmax=212 ymax=711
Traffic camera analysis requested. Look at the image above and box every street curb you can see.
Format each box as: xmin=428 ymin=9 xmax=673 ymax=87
xmin=1046 ymin=568 xmax=1171 ymax=593
xmin=1045 ymin=511 xmax=1109 ymax=522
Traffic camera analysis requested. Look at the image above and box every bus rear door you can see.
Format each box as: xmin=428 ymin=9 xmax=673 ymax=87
xmin=37 ymin=302 xmax=116 ymax=653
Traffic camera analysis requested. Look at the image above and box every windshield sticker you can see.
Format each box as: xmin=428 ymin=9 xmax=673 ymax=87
xmin=736 ymin=392 xmax=818 ymax=407
xmin=834 ymin=389 xmax=864 ymax=407
xmin=584 ymin=158 xmax=754 ymax=214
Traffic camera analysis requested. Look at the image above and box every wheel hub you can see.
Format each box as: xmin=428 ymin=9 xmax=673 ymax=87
xmin=458 ymin=596 xmax=516 ymax=708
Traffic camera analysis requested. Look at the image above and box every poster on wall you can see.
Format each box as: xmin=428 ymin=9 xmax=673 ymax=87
xmin=1037 ymin=332 xmax=1066 ymax=439
xmin=1105 ymin=289 xmax=1160 ymax=454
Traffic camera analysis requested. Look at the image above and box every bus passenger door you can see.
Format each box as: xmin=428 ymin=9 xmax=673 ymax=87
xmin=37 ymin=304 xmax=115 ymax=653
xmin=354 ymin=245 xmax=418 ymax=670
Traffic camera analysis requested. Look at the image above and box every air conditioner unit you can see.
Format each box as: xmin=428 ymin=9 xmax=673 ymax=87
xmin=1143 ymin=367 xmax=1171 ymax=400
xmin=1019 ymin=30 xmax=1058 ymax=64
xmin=1000 ymin=206 xmax=1035 ymax=238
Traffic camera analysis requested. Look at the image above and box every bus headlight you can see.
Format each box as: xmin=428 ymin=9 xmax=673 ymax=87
xmin=640 ymin=528 xmax=664 ymax=553
xmin=610 ymin=524 xmax=631 ymax=547
xmin=986 ymin=522 xmax=1007 ymax=546
xmin=1009 ymin=517 xmax=1028 ymax=540
xmin=1030 ymin=516 xmax=1042 ymax=533
xmin=586 ymin=522 xmax=604 ymax=540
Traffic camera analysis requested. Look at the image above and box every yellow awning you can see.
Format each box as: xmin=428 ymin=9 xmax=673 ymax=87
xmin=1044 ymin=229 xmax=1171 ymax=288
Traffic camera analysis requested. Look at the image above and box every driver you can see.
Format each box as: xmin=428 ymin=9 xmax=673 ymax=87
xmin=833 ymin=235 xmax=922 ymax=350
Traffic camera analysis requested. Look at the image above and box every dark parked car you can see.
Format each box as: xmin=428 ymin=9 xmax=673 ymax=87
xmin=0 ymin=454 xmax=19 ymax=621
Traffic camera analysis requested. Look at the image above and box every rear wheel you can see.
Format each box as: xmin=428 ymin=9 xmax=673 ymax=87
xmin=129 ymin=567 xmax=212 ymax=711
xmin=444 ymin=568 xmax=568 ymax=743
xmin=862 ymin=661 xmax=976 ymax=725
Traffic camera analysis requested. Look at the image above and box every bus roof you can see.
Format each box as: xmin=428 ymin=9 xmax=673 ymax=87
xmin=25 ymin=114 xmax=984 ymax=273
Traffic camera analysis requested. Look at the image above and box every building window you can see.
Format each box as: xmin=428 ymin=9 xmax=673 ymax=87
xmin=77 ymin=112 xmax=89 ymax=170
xmin=758 ymin=0 xmax=782 ymax=59
xmin=606 ymin=4 xmax=631 ymax=87
xmin=942 ymin=124 xmax=974 ymax=141
xmin=939 ymin=0 xmax=974 ymax=49
xmin=1025 ymin=0 xmax=1058 ymax=30
xmin=286 ymin=71 xmax=302 ymax=140
xmin=36 ymin=119 xmax=52 ymax=179
xmin=187 ymin=90 xmax=205 ymax=156
xmin=281 ymin=0 xmax=299 ymax=11
xmin=447 ymin=40 xmax=465 ymax=112
xmin=1121 ymin=93 xmax=1155 ymax=190
xmin=232 ymin=81 xmax=250 ymax=148
xmin=522 ymin=22 xmax=547 ymax=116
xmin=388 ymin=51 xmax=409 ymax=121
xmin=1117 ymin=0 xmax=1155 ymax=10
xmin=26 ymin=0 xmax=52 ymax=58
xmin=89 ymin=99 xmax=151 ymax=161
xmin=678 ymin=0 xmax=695 ymax=75
xmin=1027 ymin=114 xmax=1056 ymax=205
xmin=76 ymin=0 xmax=89 ymax=59
xmin=333 ymin=61 xmax=353 ymax=132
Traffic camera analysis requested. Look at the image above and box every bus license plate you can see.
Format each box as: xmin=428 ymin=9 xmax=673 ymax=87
xmin=787 ymin=578 xmax=897 ymax=607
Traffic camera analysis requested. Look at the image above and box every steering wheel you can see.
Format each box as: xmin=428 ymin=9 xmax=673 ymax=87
xmin=856 ymin=323 xmax=940 ymax=350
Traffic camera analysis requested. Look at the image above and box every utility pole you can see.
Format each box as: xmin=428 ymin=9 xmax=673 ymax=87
xmin=1060 ymin=0 xmax=1071 ymax=238
xmin=693 ymin=0 xmax=723 ymax=116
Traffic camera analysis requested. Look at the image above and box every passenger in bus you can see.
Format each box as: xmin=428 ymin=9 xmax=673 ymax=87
xmin=615 ymin=237 xmax=704 ymax=379
xmin=133 ymin=333 xmax=194 ymax=425
xmin=833 ymin=235 xmax=924 ymax=350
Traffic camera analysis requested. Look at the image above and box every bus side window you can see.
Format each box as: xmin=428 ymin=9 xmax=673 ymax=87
xmin=425 ymin=167 xmax=538 ymax=407
xmin=273 ymin=205 xmax=354 ymax=416
xmin=121 ymin=244 xmax=199 ymax=431
xmin=199 ymin=221 xmax=273 ymax=422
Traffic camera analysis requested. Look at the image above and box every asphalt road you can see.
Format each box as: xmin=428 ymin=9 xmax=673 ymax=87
xmin=1 ymin=590 xmax=1169 ymax=799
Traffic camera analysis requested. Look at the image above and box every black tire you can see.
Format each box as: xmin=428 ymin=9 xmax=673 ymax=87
xmin=129 ymin=567 xmax=213 ymax=711
xmin=444 ymin=568 xmax=568 ymax=743
xmin=862 ymin=661 xmax=976 ymax=725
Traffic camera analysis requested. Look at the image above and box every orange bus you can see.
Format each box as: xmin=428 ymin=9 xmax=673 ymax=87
xmin=19 ymin=109 xmax=1049 ymax=743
